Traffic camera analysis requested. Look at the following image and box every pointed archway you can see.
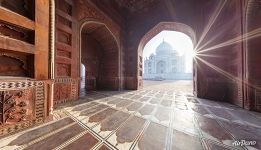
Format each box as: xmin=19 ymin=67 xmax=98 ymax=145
xmin=79 ymin=21 xmax=120 ymax=92
xmin=137 ymin=22 xmax=197 ymax=93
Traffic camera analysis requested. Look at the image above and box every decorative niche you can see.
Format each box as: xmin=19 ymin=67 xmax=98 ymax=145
xmin=0 ymin=50 xmax=34 ymax=78
xmin=58 ymin=0 xmax=72 ymax=16
xmin=0 ymin=21 xmax=35 ymax=44
xmin=0 ymin=0 xmax=35 ymax=20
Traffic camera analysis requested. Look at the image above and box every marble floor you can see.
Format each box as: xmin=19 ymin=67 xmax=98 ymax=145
xmin=0 ymin=80 xmax=261 ymax=150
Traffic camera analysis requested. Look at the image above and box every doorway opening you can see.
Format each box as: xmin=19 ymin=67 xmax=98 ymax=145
xmin=143 ymin=31 xmax=195 ymax=94
xmin=138 ymin=22 xmax=197 ymax=94
xmin=80 ymin=63 xmax=86 ymax=89
xmin=80 ymin=21 xmax=120 ymax=95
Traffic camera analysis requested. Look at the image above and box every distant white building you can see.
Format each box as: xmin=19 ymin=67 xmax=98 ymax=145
xmin=144 ymin=40 xmax=192 ymax=80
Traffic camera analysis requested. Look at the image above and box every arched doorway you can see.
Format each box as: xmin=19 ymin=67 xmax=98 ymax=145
xmin=138 ymin=22 xmax=197 ymax=93
xmin=80 ymin=21 xmax=120 ymax=92
xmin=156 ymin=61 xmax=166 ymax=74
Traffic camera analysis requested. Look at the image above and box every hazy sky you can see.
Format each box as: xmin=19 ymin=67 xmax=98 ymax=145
xmin=143 ymin=31 xmax=194 ymax=73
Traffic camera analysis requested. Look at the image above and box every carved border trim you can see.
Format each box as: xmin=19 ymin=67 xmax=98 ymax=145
xmin=0 ymin=81 xmax=43 ymax=90
xmin=55 ymin=77 xmax=76 ymax=83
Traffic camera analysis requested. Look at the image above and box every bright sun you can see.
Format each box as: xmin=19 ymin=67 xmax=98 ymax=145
xmin=191 ymin=50 xmax=197 ymax=57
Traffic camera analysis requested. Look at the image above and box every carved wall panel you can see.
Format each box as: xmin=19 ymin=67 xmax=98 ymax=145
xmin=0 ymin=81 xmax=45 ymax=136
xmin=57 ymin=0 xmax=72 ymax=16
xmin=53 ymin=78 xmax=78 ymax=105
xmin=57 ymin=30 xmax=71 ymax=45
xmin=57 ymin=15 xmax=72 ymax=28
xmin=0 ymin=90 xmax=34 ymax=126
xmin=56 ymin=63 xmax=71 ymax=77
xmin=54 ymin=83 xmax=70 ymax=101
xmin=56 ymin=49 xmax=71 ymax=58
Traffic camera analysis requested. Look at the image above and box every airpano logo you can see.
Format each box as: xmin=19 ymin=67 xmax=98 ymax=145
xmin=232 ymin=140 xmax=257 ymax=147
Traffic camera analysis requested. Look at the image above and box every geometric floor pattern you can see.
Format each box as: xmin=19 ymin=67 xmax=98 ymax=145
xmin=0 ymin=81 xmax=261 ymax=150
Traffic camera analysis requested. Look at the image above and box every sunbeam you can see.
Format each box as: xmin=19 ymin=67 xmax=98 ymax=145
xmin=196 ymin=33 xmax=221 ymax=52
xmin=194 ymin=0 xmax=227 ymax=51
xmin=196 ymin=16 xmax=240 ymax=51
xmin=195 ymin=56 xmax=261 ymax=91
xmin=197 ymin=27 xmax=261 ymax=53
xmin=196 ymin=53 xmax=224 ymax=58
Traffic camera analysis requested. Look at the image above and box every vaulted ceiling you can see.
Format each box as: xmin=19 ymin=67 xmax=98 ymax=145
xmin=111 ymin=0 xmax=159 ymax=13
xmin=82 ymin=23 xmax=118 ymax=53
xmin=90 ymin=0 xmax=159 ymax=14
xmin=88 ymin=0 xmax=218 ymax=29
xmin=89 ymin=0 xmax=162 ymax=26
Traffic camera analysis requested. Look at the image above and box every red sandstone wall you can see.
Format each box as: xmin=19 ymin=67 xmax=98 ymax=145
xmin=196 ymin=0 xmax=244 ymax=106
xmin=246 ymin=0 xmax=261 ymax=111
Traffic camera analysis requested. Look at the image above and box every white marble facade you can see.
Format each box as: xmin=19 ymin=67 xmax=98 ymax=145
xmin=144 ymin=40 xmax=192 ymax=80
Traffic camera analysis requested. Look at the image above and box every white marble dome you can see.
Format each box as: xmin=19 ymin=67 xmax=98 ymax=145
xmin=156 ymin=40 xmax=178 ymax=55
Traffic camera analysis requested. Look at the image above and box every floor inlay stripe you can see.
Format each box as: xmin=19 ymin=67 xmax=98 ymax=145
xmin=15 ymin=122 xmax=77 ymax=150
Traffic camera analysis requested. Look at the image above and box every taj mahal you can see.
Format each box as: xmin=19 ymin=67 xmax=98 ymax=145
xmin=144 ymin=40 xmax=192 ymax=80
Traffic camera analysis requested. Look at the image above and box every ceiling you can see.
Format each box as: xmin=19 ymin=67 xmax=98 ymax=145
xmin=89 ymin=0 xmax=161 ymax=25
xmin=88 ymin=0 xmax=219 ymax=30
xmin=111 ymin=0 xmax=159 ymax=13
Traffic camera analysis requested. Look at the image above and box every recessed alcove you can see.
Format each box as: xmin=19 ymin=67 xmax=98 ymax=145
xmin=0 ymin=50 xmax=34 ymax=78
xmin=0 ymin=21 xmax=35 ymax=44
xmin=0 ymin=0 xmax=35 ymax=20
